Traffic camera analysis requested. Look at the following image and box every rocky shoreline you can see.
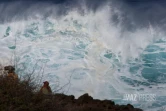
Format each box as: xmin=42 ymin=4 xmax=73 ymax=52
xmin=0 ymin=73 xmax=143 ymax=111
xmin=51 ymin=93 xmax=143 ymax=111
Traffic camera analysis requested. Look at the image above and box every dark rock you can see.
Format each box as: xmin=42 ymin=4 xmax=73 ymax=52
xmin=102 ymin=100 xmax=115 ymax=105
xmin=127 ymin=104 xmax=134 ymax=109
xmin=77 ymin=93 xmax=93 ymax=104
xmin=52 ymin=93 xmax=143 ymax=111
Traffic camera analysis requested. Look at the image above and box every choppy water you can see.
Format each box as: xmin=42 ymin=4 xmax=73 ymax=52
xmin=0 ymin=2 xmax=166 ymax=111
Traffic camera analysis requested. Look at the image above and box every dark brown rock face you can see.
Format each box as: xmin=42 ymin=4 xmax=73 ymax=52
xmin=53 ymin=93 xmax=143 ymax=111
xmin=77 ymin=93 xmax=93 ymax=104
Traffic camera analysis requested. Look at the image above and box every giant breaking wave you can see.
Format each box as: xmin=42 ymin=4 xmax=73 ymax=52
xmin=0 ymin=1 xmax=166 ymax=111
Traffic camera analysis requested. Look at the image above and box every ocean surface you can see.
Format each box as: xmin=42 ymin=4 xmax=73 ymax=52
xmin=0 ymin=1 xmax=166 ymax=111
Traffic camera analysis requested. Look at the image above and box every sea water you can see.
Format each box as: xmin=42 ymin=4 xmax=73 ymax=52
xmin=0 ymin=1 xmax=166 ymax=111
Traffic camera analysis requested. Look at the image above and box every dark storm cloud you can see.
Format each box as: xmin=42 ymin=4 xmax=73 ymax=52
xmin=0 ymin=0 xmax=166 ymax=31
xmin=0 ymin=0 xmax=68 ymax=3
xmin=0 ymin=0 xmax=108 ymax=23
xmin=0 ymin=0 xmax=73 ymax=23
xmin=83 ymin=0 xmax=108 ymax=12
xmin=110 ymin=0 xmax=166 ymax=31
